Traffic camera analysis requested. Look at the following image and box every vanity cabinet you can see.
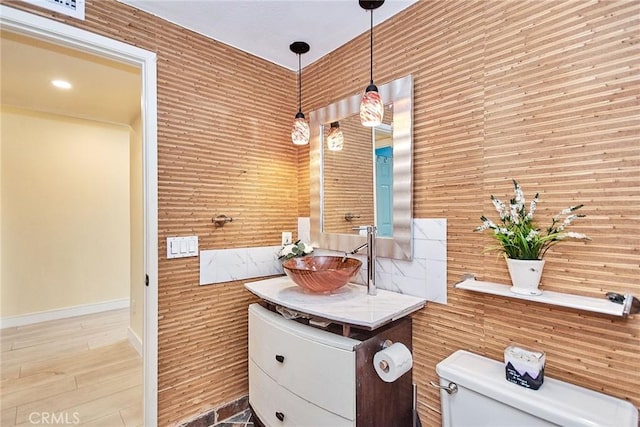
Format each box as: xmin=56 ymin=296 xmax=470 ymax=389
xmin=248 ymin=303 xmax=413 ymax=427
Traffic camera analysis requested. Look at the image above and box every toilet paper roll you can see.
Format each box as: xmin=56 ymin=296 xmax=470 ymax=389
xmin=373 ymin=342 xmax=413 ymax=382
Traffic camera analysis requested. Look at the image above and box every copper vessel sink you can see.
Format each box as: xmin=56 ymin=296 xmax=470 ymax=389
xmin=282 ymin=256 xmax=362 ymax=293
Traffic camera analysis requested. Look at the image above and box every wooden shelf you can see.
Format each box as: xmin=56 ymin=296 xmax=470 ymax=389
xmin=455 ymin=277 xmax=639 ymax=317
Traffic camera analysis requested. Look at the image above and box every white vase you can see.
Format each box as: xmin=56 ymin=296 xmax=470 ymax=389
xmin=506 ymin=258 xmax=545 ymax=296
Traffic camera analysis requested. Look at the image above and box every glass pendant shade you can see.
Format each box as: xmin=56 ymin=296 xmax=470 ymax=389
xmin=327 ymin=122 xmax=344 ymax=151
xmin=360 ymin=84 xmax=384 ymax=127
xmin=291 ymin=112 xmax=310 ymax=145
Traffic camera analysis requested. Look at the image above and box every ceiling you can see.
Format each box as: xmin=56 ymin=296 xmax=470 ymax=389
xmin=118 ymin=0 xmax=418 ymax=70
xmin=0 ymin=30 xmax=141 ymax=125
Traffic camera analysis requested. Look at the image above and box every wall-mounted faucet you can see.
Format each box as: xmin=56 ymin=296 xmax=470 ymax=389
xmin=347 ymin=225 xmax=377 ymax=296
xmin=343 ymin=242 xmax=367 ymax=262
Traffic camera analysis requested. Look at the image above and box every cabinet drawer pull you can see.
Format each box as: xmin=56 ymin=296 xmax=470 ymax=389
xmin=275 ymin=411 xmax=285 ymax=421
xmin=275 ymin=354 xmax=285 ymax=363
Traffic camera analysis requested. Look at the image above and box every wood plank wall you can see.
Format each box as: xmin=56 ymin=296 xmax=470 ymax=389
xmin=301 ymin=1 xmax=639 ymax=424
xmin=6 ymin=0 xmax=638 ymax=425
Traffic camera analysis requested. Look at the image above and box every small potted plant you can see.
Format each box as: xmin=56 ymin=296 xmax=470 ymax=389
xmin=278 ymin=240 xmax=314 ymax=260
xmin=475 ymin=180 xmax=590 ymax=295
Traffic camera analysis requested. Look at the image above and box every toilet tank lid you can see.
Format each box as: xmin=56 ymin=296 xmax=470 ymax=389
xmin=436 ymin=350 xmax=638 ymax=427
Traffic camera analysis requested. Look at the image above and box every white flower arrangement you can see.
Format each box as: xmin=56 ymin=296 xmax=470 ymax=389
xmin=475 ymin=180 xmax=590 ymax=260
xmin=279 ymin=240 xmax=314 ymax=260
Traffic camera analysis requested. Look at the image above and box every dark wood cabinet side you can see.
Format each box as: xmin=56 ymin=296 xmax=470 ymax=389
xmin=355 ymin=317 xmax=413 ymax=427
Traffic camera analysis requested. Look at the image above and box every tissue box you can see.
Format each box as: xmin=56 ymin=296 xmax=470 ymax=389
xmin=504 ymin=344 xmax=545 ymax=390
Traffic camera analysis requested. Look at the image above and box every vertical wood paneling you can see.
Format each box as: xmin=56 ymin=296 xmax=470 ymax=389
xmin=7 ymin=0 xmax=638 ymax=425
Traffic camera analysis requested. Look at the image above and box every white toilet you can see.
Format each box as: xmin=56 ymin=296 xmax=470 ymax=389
xmin=436 ymin=350 xmax=638 ymax=427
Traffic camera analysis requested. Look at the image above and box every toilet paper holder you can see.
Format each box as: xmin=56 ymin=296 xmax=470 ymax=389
xmin=374 ymin=339 xmax=414 ymax=382
xmin=377 ymin=340 xmax=394 ymax=373
xmin=378 ymin=360 xmax=391 ymax=373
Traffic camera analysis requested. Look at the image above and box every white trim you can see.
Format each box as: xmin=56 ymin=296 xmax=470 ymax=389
xmin=128 ymin=326 xmax=143 ymax=356
xmin=0 ymin=6 xmax=159 ymax=426
xmin=0 ymin=298 xmax=130 ymax=329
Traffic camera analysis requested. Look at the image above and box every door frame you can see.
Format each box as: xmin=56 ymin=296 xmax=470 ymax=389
xmin=0 ymin=5 xmax=159 ymax=425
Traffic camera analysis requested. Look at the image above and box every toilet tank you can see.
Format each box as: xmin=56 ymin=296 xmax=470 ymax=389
xmin=436 ymin=350 xmax=638 ymax=427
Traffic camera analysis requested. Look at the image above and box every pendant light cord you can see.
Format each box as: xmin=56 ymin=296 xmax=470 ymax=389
xmin=297 ymin=53 xmax=302 ymax=113
xmin=369 ymin=9 xmax=374 ymax=85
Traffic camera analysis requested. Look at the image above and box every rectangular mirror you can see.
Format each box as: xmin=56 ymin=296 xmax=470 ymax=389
xmin=310 ymin=75 xmax=413 ymax=260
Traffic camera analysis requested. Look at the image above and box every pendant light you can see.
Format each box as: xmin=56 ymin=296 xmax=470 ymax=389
xmin=290 ymin=41 xmax=310 ymax=145
xmin=327 ymin=121 xmax=344 ymax=151
xmin=359 ymin=0 xmax=385 ymax=127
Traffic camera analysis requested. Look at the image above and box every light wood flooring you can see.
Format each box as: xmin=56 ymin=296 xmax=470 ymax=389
xmin=1 ymin=308 xmax=142 ymax=426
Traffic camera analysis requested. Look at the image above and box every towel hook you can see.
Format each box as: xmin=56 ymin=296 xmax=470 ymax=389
xmin=344 ymin=212 xmax=361 ymax=222
xmin=213 ymin=214 xmax=233 ymax=228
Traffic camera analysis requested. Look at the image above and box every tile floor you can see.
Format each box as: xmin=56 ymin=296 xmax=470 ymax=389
xmin=212 ymin=409 xmax=254 ymax=426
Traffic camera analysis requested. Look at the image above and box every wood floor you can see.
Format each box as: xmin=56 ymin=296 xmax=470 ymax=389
xmin=1 ymin=308 xmax=142 ymax=426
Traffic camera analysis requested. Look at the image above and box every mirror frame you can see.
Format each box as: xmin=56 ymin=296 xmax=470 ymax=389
xmin=310 ymin=74 xmax=413 ymax=260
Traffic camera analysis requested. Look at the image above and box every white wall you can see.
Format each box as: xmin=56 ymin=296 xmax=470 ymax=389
xmin=0 ymin=106 xmax=130 ymax=317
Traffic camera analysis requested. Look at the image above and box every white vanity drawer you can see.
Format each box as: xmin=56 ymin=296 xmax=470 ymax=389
xmin=249 ymin=360 xmax=353 ymax=427
xmin=248 ymin=304 xmax=358 ymax=420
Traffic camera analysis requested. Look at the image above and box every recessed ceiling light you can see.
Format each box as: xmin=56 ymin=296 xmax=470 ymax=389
xmin=51 ymin=79 xmax=72 ymax=89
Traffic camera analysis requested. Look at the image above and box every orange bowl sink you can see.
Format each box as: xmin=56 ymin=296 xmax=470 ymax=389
xmin=282 ymin=256 xmax=362 ymax=293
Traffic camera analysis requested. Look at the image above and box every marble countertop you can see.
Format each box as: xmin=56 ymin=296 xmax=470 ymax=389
xmin=244 ymin=277 xmax=427 ymax=330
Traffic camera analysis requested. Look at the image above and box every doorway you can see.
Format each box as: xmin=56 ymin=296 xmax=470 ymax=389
xmin=0 ymin=6 xmax=158 ymax=426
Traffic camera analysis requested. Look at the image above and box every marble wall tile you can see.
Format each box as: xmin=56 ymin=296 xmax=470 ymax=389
xmin=199 ymin=218 xmax=447 ymax=305
xmin=200 ymin=246 xmax=282 ymax=286
xmin=414 ymin=218 xmax=447 ymax=241
xmin=297 ymin=217 xmax=310 ymax=243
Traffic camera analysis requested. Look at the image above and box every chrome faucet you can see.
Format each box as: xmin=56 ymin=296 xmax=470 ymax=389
xmin=346 ymin=225 xmax=377 ymax=296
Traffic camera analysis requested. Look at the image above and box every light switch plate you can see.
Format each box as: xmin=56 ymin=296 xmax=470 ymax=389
xmin=167 ymin=236 xmax=198 ymax=259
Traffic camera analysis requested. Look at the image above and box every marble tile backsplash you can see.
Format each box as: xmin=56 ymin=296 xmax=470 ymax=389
xmin=200 ymin=246 xmax=282 ymax=285
xmin=380 ymin=218 xmax=447 ymax=304
xmin=199 ymin=218 xmax=447 ymax=304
